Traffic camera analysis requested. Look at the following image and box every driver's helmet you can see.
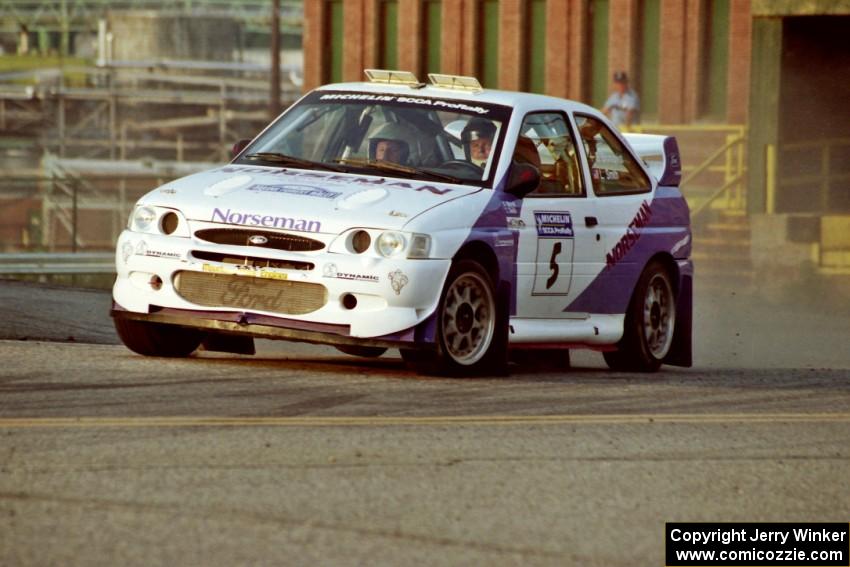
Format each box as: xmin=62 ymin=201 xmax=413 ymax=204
xmin=461 ymin=118 xmax=497 ymax=167
xmin=367 ymin=122 xmax=413 ymax=164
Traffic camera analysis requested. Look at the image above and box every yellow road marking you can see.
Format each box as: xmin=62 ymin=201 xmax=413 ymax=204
xmin=1 ymin=413 xmax=850 ymax=428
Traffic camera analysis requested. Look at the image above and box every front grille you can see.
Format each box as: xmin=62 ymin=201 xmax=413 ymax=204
xmin=174 ymin=271 xmax=327 ymax=315
xmin=191 ymin=250 xmax=314 ymax=271
xmin=195 ymin=228 xmax=324 ymax=252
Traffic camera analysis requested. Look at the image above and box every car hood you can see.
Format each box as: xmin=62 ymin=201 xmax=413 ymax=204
xmin=140 ymin=164 xmax=482 ymax=234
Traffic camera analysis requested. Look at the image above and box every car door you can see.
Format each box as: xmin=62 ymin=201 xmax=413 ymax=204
xmin=573 ymin=113 xmax=654 ymax=270
xmin=512 ymin=111 xmax=607 ymax=319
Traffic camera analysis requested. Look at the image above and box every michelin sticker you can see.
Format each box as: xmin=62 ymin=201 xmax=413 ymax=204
xmin=534 ymin=212 xmax=574 ymax=238
xmin=247 ymin=184 xmax=341 ymax=200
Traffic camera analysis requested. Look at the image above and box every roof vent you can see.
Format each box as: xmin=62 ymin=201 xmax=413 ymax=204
xmin=364 ymin=69 xmax=422 ymax=86
xmin=428 ymin=73 xmax=483 ymax=92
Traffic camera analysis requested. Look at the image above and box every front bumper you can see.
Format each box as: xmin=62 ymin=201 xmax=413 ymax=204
xmin=111 ymin=304 xmax=423 ymax=350
xmin=113 ymin=228 xmax=451 ymax=340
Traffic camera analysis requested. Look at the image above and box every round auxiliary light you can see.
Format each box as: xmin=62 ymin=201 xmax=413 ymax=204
xmin=133 ymin=206 xmax=156 ymax=232
xmin=377 ymin=231 xmax=406 ymax=258
xmin=160 ymin=212 xmax=179 ymax=235
xmin=351 ymin=230 xmax=371 ymax=254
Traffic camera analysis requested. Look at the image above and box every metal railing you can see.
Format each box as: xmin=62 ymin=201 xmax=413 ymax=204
xmin=0 ymin=0 xmax=303 ymax=34
xmin=0 ymin=252 xmax=114 ymax=274
xmin=1 ymin=65 xmax=292 ymax=162
xmin=687 ymin=134 xmax=747 ymax=220
xmin=631 ymin=124 xmax=748 ymax=222
xmin=766 ymin=137 xmax=850 ymax=215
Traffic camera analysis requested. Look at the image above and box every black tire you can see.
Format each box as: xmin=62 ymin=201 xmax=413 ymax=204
xmin=114 ymin=317 xmax=202 ymax=358
xmin=406 ymin=259 xmax=507 ymax=376
xmin=335 ymin=345 xmax=387 ymax=358
xmin=604 ymin=261 xmax=676 ymax=372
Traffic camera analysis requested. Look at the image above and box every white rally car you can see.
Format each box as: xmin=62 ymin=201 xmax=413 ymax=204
xmin=112 ymin=70 xmax=692 ymax=375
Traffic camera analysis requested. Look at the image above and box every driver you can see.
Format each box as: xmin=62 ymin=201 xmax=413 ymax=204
xmin=367 ymin=122 xmax=412 ymax=165
xmin=461 ymin=118 xmax=497 ymax=168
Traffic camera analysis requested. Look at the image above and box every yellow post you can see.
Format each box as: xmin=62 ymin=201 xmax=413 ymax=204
xmin=765 ymin=144 xmax=776 ymax=214
xmin=736 ymin=134 xmax=745 ymax=210
xmin=821 ymin=142 xmax=831 ymax=211
xmin=724 ymin=134 xmax=734 ymax=209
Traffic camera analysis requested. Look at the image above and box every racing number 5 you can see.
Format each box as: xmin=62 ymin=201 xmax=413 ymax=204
xmin=546 ymin=242 xmax=562 ymax=289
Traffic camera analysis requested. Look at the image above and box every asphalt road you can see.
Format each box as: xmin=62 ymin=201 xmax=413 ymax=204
xmin=1 ymin=278 xmax=849 ymax=566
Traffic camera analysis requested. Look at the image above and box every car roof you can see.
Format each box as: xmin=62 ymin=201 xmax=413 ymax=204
xmin=314 ymin=81 xmax=601 ymax=117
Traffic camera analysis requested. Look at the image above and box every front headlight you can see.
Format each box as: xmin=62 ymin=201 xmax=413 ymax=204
xmin=376 ymin=231 xmax=406 ymax=258
xmin=376 ymin=231 xmax=431 ymax=258
xmin=330 ymin=229 xmax=432 ymax=258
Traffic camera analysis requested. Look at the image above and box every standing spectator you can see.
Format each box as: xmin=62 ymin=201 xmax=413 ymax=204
xmin=603 ymin=71 xmax=640 ymax=130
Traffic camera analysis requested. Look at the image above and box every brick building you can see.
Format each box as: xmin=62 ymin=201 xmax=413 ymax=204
xmin=303 ymin=0 xmax=751 ymax=125
xmin=303 ymin=0 xmax=850 ymax=278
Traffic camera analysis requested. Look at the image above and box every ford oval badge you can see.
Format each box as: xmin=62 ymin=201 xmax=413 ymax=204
xmin=248 ymin=235 xmax=268 ymax=245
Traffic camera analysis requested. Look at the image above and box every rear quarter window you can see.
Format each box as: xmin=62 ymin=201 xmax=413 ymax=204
xmin=575 ymin=114 xmax=651 ymax=196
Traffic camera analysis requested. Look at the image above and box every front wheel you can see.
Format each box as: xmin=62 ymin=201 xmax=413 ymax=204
xmin=406 ymin=259 xmax=507 ymax=376
xmin=114 ymin=317 xmax=202 ymax=358
xmin=604 ymin=261 xmax=676 ymax=372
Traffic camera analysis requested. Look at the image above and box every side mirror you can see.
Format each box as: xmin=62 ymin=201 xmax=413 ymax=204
xmin=505 ymin=162 xmax=541 ymax=198
xmin=231 ymin=139 xmax=251 ymax=159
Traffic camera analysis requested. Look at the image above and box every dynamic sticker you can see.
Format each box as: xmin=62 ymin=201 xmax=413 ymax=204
xmin=605 ymin=200 xmax=652 ymax=269
xmin=322 ymin=263 xmax=379 ymax=283
xmin=134 ymin=241 xmax=181 ymax=260
xmin=388 ymin=269 xmax=409 ymax=295
xmin=202 ymin=264 xmax=289 ymax=281
xmin=534 ymin=212 xmax=574 ymax=238
xmin=212 ymin=208 xmax=321 ymax=233
xmin=246 ymin=184 xmax=341 ymax=199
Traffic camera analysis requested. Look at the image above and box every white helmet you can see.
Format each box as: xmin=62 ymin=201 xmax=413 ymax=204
xmin=367 ymin=122 xmax=415 ymax=164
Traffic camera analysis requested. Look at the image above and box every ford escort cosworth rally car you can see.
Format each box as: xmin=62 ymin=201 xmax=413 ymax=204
xmin=111 ymin=69 xmax=692 ymax=375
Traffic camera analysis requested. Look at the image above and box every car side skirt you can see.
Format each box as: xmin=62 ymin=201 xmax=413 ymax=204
xmin=508 ymin=314 xmax=625 ymax=346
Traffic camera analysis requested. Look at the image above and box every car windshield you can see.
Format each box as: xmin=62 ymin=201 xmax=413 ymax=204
xmin=236 ymin=90 xmax=512 ymax=187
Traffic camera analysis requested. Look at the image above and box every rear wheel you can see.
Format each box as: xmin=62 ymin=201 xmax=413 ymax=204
xmin=114 ymin=317 xmax=202 ymax=358
xmin=604 ymin=261 xmax=676 ymax=372
xmin=406 ymin=259 xmax=507 ymax=376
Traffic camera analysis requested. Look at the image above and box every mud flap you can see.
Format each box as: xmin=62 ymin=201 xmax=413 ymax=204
xmin=663 ymin=274 xmax=692 ymax=367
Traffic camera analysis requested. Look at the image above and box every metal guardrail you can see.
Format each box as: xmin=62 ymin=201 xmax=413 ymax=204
xmin=0 ymin=252 xmax=115 ymax=275
xmin=0 ymin=0 xmax=304 ymax=34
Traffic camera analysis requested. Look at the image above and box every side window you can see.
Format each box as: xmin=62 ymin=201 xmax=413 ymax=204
xmin=574 ymin=114 xmax=651 ymax=195
xmin=515 ymin=112 xmax=584 ymax=197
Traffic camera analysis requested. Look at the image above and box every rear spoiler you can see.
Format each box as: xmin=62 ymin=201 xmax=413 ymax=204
xmin=622 ymin=133 xmax=682 ymax=187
